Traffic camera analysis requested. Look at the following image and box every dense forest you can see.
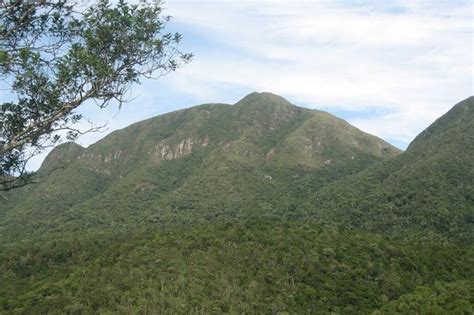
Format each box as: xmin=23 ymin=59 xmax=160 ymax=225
xmin=1 ymin=221 xmax=473 ymax=314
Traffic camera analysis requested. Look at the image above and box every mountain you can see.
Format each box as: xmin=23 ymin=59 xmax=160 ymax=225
xmin=309 ymin=96 xmax=474 ymax=242
xmin=0 ymin=92 xmax=400 ymax=241
xmin=0 ymin=94 xmax=472 ymax=314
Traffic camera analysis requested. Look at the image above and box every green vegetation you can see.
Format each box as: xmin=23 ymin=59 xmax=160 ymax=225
xmin=374 ymin=281 xmax=473 ymax=314
xmin=0 ymin=0 xmax=191 ymax=189
xmin=0 ymin=93 xmax=472 ymax=313
xmin=0 ymin=92 xmax=400 ymax=241
xmin=309 ymin=97 xmax=474 ymax=243
xmin=1 ymin=221 xmax=472 ymax=314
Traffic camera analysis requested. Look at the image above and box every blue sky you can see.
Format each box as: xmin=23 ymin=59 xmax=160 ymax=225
xmin=22 ymin=0 xmax=474 ymax=170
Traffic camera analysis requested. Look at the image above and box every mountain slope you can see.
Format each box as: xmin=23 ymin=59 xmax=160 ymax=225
xmin=0 ymin=94 xmax=472 ymax=314
xmin=309 ymin=96 xmax=474 ymax=242
xmin=0 ymin=92 xmax=400 ymax=240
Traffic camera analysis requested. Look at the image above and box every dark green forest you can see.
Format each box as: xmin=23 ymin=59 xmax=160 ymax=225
xmin=1 ymin=221 xmax=473 ymax=314
xmin=0 ymin=94 xmax=473 ymax=314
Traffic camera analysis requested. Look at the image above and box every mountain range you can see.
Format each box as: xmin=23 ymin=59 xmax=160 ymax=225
xmin=0 ymin=93 xmax=472 ymax=314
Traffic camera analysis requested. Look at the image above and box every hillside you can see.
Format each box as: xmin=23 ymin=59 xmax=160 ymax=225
xmin=0 ymin=92 xmax=400 ymax=241
xmin=309 ymin=96 xmax=474 ymax=242
xmin=0 ymin=94 xmax=472 ymax=314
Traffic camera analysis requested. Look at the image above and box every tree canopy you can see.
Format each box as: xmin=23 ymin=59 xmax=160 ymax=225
xmin=0 ymin=0 xmax=192 ymax=190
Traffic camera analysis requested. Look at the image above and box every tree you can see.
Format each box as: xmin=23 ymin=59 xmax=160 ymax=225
xmin=0 ymin=0 xmax=192 ymax=190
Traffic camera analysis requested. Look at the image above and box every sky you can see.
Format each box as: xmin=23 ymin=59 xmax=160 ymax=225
xmin=18 ymin=0 xmax=474 ymax=170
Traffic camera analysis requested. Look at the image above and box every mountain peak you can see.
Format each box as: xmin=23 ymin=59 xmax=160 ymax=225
xmin=235 ymin=92 xmax=292 ymax=107
xmin=407 ymin=96 xmax=473 ymax=151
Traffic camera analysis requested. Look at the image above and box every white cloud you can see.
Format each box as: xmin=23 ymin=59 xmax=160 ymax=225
xmin=162 ymin=0 xmax=472 ymax=146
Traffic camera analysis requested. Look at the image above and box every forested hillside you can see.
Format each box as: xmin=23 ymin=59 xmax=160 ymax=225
xmin=0 ymin=94 xmax=472 ymax=314
xmin=0 ymin=92 xmax=399 ymax=241
xmin=309 ymin=96 xmax=474 ymax=242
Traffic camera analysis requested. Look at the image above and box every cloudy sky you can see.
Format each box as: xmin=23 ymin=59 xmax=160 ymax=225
xmin=26 ymin=0 xmax=474 ymax=170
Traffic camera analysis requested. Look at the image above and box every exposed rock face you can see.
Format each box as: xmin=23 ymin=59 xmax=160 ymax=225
xmin=155 ymin=137 xmax=210 ymax=161
xmin=104 ymin=151 xmax=123 ymax=163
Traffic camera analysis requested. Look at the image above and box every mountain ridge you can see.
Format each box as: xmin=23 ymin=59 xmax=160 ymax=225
xmin=1 ymin=92 xmax=400 ymax=241
xmin=3 ymin=94 xmax=471 ymax=243
xmin=40 ymin=92 xmax=400 ymax=171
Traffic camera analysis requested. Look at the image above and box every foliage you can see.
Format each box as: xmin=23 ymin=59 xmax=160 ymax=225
xmin=373 ymin=281 xmax=473 ymax=314
xmin=0 ymin=0 xmax=192 ymax=190
xmin=308 ymin=97 xmax=474 ymax=243
xmin=0 ymin=221 xmax=472 ymax=314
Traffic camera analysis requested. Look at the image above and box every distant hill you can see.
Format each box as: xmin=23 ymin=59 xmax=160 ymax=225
xmin=0 ymin=92 xmax=400 ymax=241
xmin=309 ymin=96 xmax=474 ymax=242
